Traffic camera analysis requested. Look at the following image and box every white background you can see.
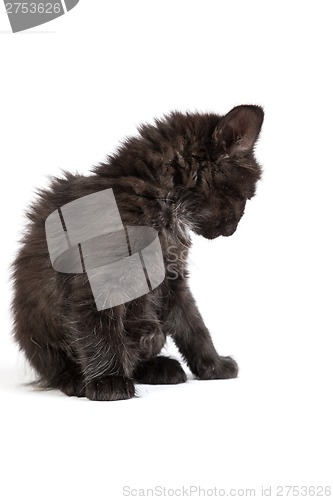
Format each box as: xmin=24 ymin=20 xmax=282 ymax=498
xmin=1 ymin=1 xmax=332 ymax=499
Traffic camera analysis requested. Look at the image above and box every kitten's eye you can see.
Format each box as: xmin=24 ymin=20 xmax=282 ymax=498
xmin=235 ymin=193 xmax=246 ymax=202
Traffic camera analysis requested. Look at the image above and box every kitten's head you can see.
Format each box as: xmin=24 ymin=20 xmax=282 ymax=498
xmin=170 ymin=105 xmax=264 ymax=239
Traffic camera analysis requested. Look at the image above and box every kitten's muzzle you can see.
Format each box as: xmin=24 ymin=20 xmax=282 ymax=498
xmin=221 ymin=224 xmax=237 ymax=237
xmin=198 ymin=223 xmax=238 ymax=239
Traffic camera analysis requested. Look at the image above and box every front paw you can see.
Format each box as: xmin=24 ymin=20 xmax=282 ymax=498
xmin=85 ymin=376 xmax=135 ymax=401
xmin=194 ymin=356 xmax=238 ymax=380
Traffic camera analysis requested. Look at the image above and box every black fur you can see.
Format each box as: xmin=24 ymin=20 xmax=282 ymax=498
xmin=11 ymin=105 xmax=264 ymax=400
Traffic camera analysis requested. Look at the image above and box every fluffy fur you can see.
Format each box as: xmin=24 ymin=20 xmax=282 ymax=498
xmin=11 ymin=105 xmax=264 ymax=401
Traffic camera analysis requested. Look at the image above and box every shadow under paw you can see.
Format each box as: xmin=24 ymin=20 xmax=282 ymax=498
xmin=133 ymin=356 xmax=187 ymax=385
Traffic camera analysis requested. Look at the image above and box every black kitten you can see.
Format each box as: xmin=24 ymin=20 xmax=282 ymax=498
xmin=11 ymin=105 xmax=264 ymax=401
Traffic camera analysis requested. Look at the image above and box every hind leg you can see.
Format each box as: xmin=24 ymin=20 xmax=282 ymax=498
xmin=51 ymin=363 xmax=85 ymax=397
xmin=27 ymin=338 xmax=134 ymax=401
xmin=24 ymin=340 xmax=85 ymax=397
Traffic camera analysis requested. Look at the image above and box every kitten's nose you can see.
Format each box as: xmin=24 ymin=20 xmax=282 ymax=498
xmin=222 ymin=225 xmax=237 ymax=237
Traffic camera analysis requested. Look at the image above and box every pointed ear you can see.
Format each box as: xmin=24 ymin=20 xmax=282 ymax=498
xmin=213 ymin=105 xmax=264 ymax=155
